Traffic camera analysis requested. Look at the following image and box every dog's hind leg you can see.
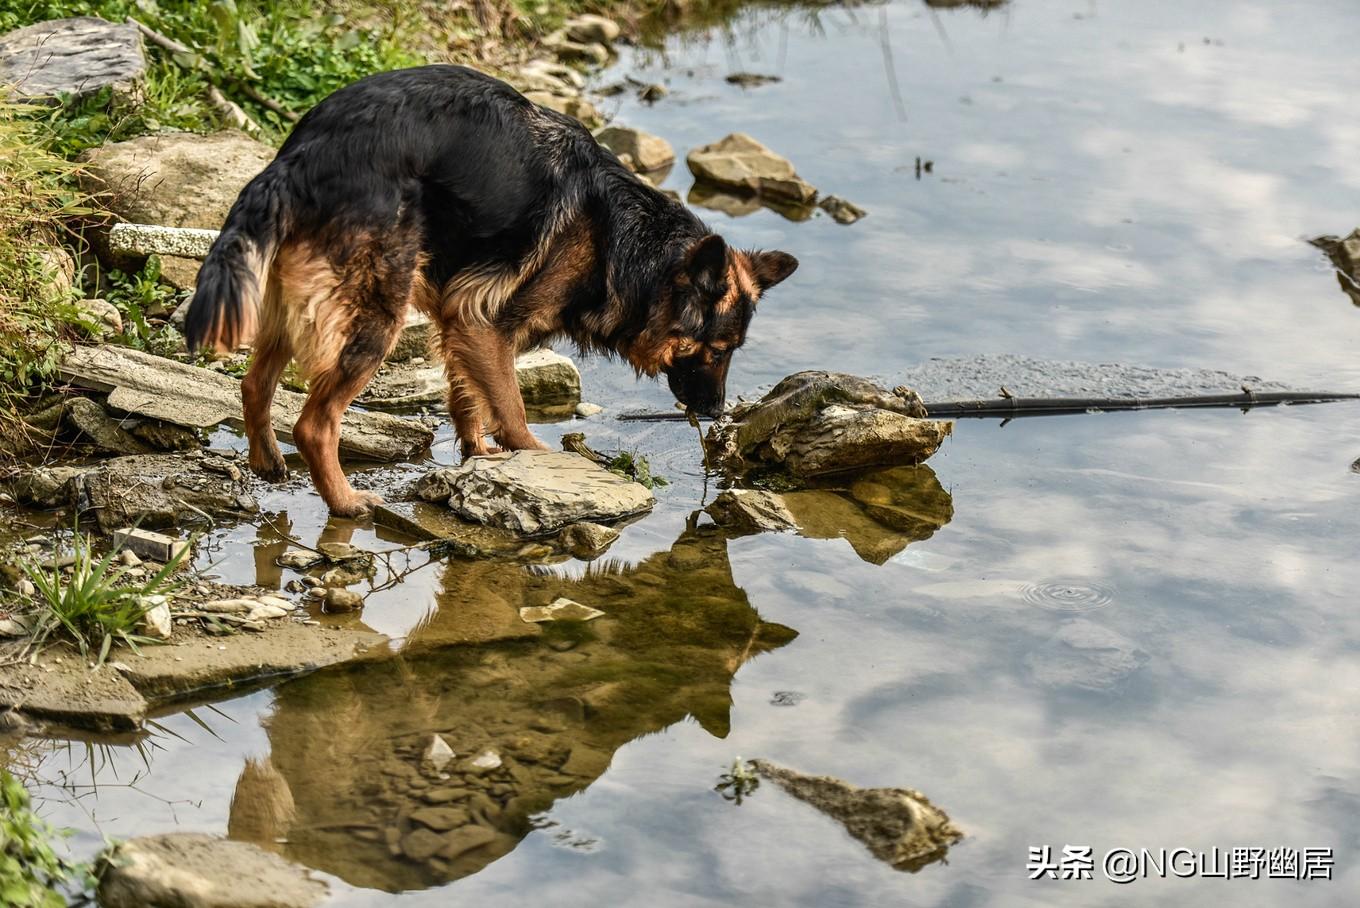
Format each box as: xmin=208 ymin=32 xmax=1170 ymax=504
xmin=293 ymin=315 xmax=400 ymax=518
xmin=241 ymin=324 xmax=292 ymax=482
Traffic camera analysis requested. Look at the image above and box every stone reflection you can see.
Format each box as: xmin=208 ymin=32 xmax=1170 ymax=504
xmin=227 ymin=523 xmax=796 ymax=892
xmin=713 ymin=464 xmax=955 ymax=564
xmin=687 ymin=183 xmax=816 ymax=222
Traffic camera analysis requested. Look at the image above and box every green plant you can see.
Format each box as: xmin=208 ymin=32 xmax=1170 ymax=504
xmin=18 ymin=528 xmax=188 ymax=666
xmin=606 ymin=449 xmax=669 ymax=489
xmin=101 ymin=254 xmax=188 ymax=353
xmin=0 ymin=768 xmax=94 ymax=907
xmin=0 ymin=96 xmax=93 ymax=391
xmin=714 ymin=757 xmax=759 ymax=805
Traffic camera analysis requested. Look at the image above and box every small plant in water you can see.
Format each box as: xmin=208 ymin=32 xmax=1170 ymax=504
xmin=17 ymin=527 xmax=187 ymax=665
xmin=0 ymin=768 xmax=94 ymax=906
xmin=606 ymin=449 xmax=669 ymax=489
xmin=715 ymin=757 xmax=760 ymax=805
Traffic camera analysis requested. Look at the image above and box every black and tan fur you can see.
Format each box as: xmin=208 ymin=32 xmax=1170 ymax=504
xmin=185 ymin=65 xmax=798 ymax=517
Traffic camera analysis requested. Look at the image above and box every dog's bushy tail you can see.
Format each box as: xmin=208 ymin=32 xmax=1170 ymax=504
xmin=184 ymin=164 xmax=290 ymax=354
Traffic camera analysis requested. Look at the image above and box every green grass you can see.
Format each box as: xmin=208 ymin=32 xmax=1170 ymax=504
xmin=0 ymin=96 xmax=92 ymax=392
xmin=17 ymin=528 xmax=188 ymax=666
xmin=101 ymin=254 xmax=189 ymax=354
xmin=0 ymin=768 xmax=94 ymax=908
xmin=2 ymin=1 xmax=425 ymax=147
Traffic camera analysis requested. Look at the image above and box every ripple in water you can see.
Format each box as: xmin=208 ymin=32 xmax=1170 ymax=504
xmin=1021 ymin=580 xmax=1115 ymax=612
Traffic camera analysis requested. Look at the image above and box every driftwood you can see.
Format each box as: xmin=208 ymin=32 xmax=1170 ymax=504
xmin=620 ymin=390 xmax=1360 ymax=422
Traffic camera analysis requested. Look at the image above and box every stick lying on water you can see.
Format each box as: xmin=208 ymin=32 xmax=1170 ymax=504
xmin=617 ymin=391 xmax=1360 ymax=422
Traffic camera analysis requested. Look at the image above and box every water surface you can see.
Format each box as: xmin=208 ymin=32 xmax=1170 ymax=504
xmin=10 ymin=1 xmax=1360 ymax=905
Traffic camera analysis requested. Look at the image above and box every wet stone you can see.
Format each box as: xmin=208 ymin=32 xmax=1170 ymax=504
xmin=707 ymin=371 xmax=951 ymax=481
xmin=401 ymin=827 xmax=445 ymax=862
xmin=410 ymin=806 xmax=471 ymax=831
xmin=416 ymin=450 xmax=654 ymax=535
xmin=422 ymin=787 xmax=471 ymax=804
xmin=441 ymin=824 xmax=498 ymax=860
xmin=520 ymin=598 xmax=605 ymax=623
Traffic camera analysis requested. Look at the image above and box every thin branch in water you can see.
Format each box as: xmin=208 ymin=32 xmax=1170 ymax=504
xmin=879 ymin=7 xmax=908 ymax=122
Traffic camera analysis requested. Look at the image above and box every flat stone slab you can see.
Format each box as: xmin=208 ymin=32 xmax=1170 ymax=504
xmin=0 ymin=651 xmax=148 ymax=732
xmin=415 ymin=450 xmax=654 ymax=535
xmin=900 ymin=354 xmax=1291 ymax=403
xmin=0 ymin=16 xmax=145 ymax=102
xmin=118 ymin=622 xmax=387 ymax=701
xmin=60 ymin=345 xmax=433 ymax=461
xmin=361 ymin=349 xmax=581 ymax=410
xmin=99 ymin=833 xmax=327 ymax=908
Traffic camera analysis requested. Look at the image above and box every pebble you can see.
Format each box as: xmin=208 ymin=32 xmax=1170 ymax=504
xmin=574 ymin=402 xmax=604 ymax=418
xmin=119 ymin=549 xmax=142 ymax=566
xmin=322 ymin=588 xmax=364 ymax=612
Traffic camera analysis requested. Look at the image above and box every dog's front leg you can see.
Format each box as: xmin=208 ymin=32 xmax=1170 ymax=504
xmin=440 ymin=323 xmax=545 ymax=455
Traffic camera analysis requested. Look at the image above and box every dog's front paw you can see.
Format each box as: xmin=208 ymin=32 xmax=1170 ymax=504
xmin=331 ymin=490 xmax=383 ymax=519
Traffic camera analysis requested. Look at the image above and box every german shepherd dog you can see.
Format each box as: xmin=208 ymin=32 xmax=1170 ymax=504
xmin=185 ymin=65 xmax=798 ymax=517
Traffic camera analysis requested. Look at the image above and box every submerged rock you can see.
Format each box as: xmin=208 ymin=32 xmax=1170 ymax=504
xmin=0 ymin=16 xmax=145 ymax=103
xmin=1025 ymin=620 xmax=1149 ymax=691
xmin=726 ymin=72 xmax=782 ymax=88
xmin=751 ymin=760 xmax=962 ymax=871
xmin=818 ymin=195 xmax=867 ymax=225
xmin=557 ymin=521 xmax=619 ymax=559
xmin=687 ymin=133 xmax=817 ymax=204
xmin=415 ymin=451 xmax=654 ymax=535
xmin=98 ymin=833 xmax=327 ymax=908
xmin=706 ymin=372 xmax=951 ymax=480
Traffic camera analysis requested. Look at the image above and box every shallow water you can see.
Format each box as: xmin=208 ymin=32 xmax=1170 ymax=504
xmin=10 ymin=0 xmax=1360 ymax=904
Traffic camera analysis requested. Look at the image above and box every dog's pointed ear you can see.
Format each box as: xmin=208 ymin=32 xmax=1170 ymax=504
xmin=686 ymin=234 xmax=728 ymax=297
xmin=748 ymin=250 xmax=799 ymax=292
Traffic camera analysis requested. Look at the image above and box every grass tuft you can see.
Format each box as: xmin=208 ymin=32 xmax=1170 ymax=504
xmin=16 ymin=527 xmax=188 ymax=666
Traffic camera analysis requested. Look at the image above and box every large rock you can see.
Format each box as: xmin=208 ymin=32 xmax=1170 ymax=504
xmin=415 ymin=450 xmax=654 ymax=535
xmin=11 ymin=451 xmax=259 ymax=532
xmin=80 ymin=130 xmax=274 ymax=271
xmin=98 ymin=833 xmax=327 ymax=908
xmin=0 ymin=16 xmax=145 ymax=103
xmin=595 ymin=125 xmax=675 ymax=173
xmin=687 ymin=133 xmax=817 ymax=204
xmin=707 ymin=372 xmax=952 ymax=480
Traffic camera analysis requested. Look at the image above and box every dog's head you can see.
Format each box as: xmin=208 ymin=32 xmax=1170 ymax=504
xmin=630 ymin=234 xmax=798 ymax=417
